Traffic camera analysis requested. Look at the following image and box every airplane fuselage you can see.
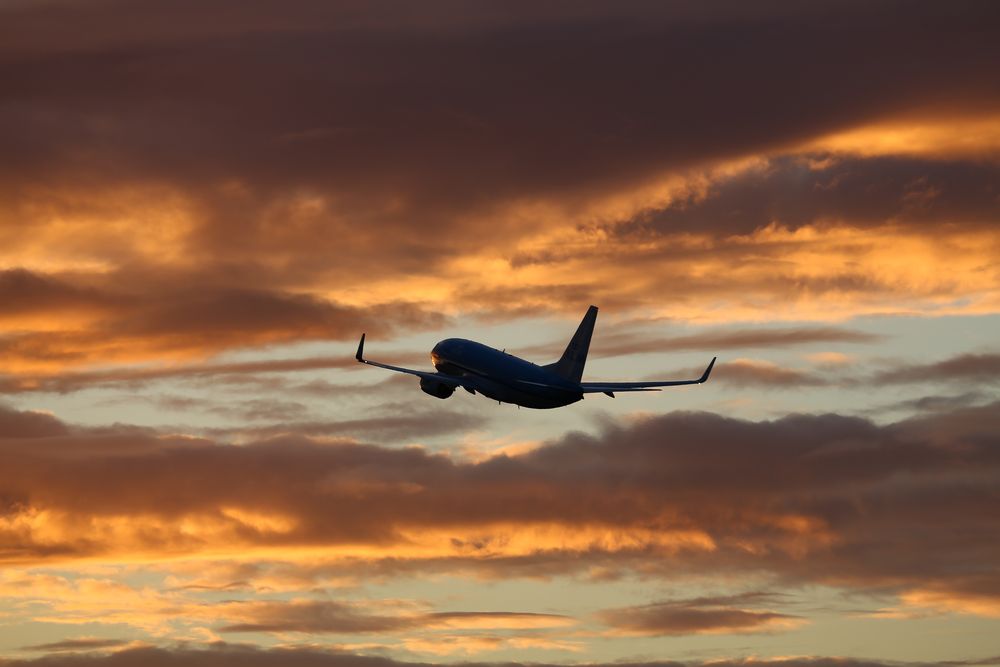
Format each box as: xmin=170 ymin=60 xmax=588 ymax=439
xmin=430 ymin=338 xmax=583 ymax=409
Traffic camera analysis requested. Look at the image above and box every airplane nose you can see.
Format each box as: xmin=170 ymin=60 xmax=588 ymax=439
xmin=431 ymin=339 xmax=454 ymax=355
xmin=431 ymin=341 xmax=445 ymax=366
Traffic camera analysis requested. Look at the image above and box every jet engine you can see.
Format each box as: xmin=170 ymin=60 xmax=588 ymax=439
xmin=420 ymin=377 xmax=456 ymax=399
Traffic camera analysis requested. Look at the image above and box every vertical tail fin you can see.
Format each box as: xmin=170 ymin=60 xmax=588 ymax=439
xmin=547 ymin=305 xmax=598 ymax=383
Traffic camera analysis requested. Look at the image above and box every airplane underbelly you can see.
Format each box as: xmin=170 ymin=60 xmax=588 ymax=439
xmin=473 ymin=377 xmax=581 ymax=409
xmin=434 ymin=352 xmax=581 ymax=409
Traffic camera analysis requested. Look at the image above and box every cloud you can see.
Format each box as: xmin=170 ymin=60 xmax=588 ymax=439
xmin=803 ymin=114 xmax=1000 ymax=161
xmin=618 ymin=155 xmax=1000 ymax=236
xmin=489 ymin=219 xmax=1000 ymax=323
xmin=216 ymin=599 xmax=573 ymax=634
xmin=867 ymin=392 xmax=992 ymax=415
xmin=874 ymin=353 xmax=1000 ymax=384
xmin=425 ymin=611 xmax=573 ymax=630
xmin=1 ymin=2 xmax=996 ymax=661
xmin=0 ymin=643 xmax=996 ymax=667
xmin=0 ymin=268 xmax=445 ymax=372
xmin=0 ymin=404 xmax=68 ymax=437
xmin=600 ymin=592 xmax=804 ymax=636
xmin=0 ymin=269 xmax=119 ymax=321
xmin=0 ymin=0 xmax=995 ymax=359
xmin=3 ymin=1 xmax=998 ymax=211
xmin=217 ymin=600 xmax=413 ymax=635
xmin=1 ymin=402 xmax=998 ymax=615
xmin=0 ymin=567 xmax=577 ymax=651
xmin=517 ymin=326 xmax=881 ymax=362
xmin=20 ymin=638 xmax=128 ymax=653
xmin=200 ymin=404 xmax=489 ymax=442
xmin=633 ymin=350 xmax=1000 ymax=392
xmin=699 ymin=359 xmax=827 ymax=388
xmin=0 ymin=351 xmax=426 ymax=395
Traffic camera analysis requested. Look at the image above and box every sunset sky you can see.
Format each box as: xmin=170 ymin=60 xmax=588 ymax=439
xmin=1 ymin=1 xmax=999 ymax=666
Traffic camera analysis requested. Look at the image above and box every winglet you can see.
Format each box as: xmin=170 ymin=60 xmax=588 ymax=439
xmin=355 ymin=333 xmax=366 ymax=362
xmin=698 ymin=357 xmax=717 ymax=383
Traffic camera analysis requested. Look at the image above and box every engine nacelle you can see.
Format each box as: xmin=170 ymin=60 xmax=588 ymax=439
xmin=419 ymin=377 xmax=456 ymax=399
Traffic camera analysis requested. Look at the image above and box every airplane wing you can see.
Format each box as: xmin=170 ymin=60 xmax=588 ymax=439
xmin=354 ymin=333 xmax=474 ymax=390
xmin=578 ymin=357 xmax=716 ymax=393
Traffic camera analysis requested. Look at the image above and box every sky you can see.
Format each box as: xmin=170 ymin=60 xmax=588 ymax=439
xmin=0 ymin=1 xmax=999 ymax=666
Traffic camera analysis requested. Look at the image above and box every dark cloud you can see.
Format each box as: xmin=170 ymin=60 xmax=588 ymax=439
xmin=600 ymin=592 xmax=801 ymax=636
xmin=283 ymin=375 xmax=415 ymax=398
xmin=0 ymin=1 xmax=994 ymax=369
xmin=453 ymin=285 xmax=646 ymax=323
xmin=218 ymin=600 xmax=411 ymax=634
xmin=649 ymin=351 xmax=1000 ymax=394
xmin=120 ymin=287 xmax=440 ymax=351
xmin=516 ymin=325 xmax=880 ymax=362
xmin=874 ymin=353 xmax=1000 ymax=385
xmin=0 ymin=643 xmax=993 ymax=667
xmin=20 ymin=639 xmax=128 ymax=653
xmin=217 ymin=600 xmax=570 ymax=635
xmin=868 ymin=392 xmax=993 ymax=415
xmin=2 ymin=0 xmax=998 ymax=244
xmin=0 ymin=269 xmax=444 ymax=371
xmin=705 ymin=360 xmax=827 ymax=388
xmin=0 ymin=349 xmax=426 ymax=395
xmin=619 ymin=155 xmax=1000 ymax=237
xmin=205 ymin=399 xmax=311 ymax=422
xmin=1 ymin=402 xmax=998 ymax=609
xmin=889 ymin=401 xmax=1000 ymax=448
xmin=202 ymin=406 xmax=489 ymax=441
xmin=0 ymin=269 xmax=119 ymax=319
xmin=170 ymin=580 xmax=252 ymax=593
xmin=609 ymin=326 xmax=880 ymax=354
xmin=0 ymin=404 xmax=69 ymax=437
xmin=426 ymin=611 xmax=569 ymax=625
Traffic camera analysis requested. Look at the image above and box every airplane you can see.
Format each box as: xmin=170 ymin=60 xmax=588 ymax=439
xmin=355 ymin=305 xmax=715 ymax=409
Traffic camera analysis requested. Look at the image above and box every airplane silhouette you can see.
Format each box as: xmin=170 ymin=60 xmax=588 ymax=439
xmin=356 ymin=305 xmax=715 ymax=409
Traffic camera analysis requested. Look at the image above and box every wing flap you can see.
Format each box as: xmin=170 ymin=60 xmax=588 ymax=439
xmin=578 ymin=385 xmax=663 ymax=393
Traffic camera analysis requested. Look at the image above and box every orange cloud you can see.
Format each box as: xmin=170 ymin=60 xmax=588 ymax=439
xmin=1 ymin=402 xmax=998 ymax=618
xmin=1 ymin=125 xmax=996 ymax=385
xmin=1 ymin=2 xmax=998 ymax=664
xmin=0 ymin=268 xmax=446 ymax=373
xmin=0 ymin=644 xmax=991 ymax=667
xmin=803 ymin=114 xmax=1000 ymax=160
xmin=0 ymin=0 xmax=996 ymax=389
